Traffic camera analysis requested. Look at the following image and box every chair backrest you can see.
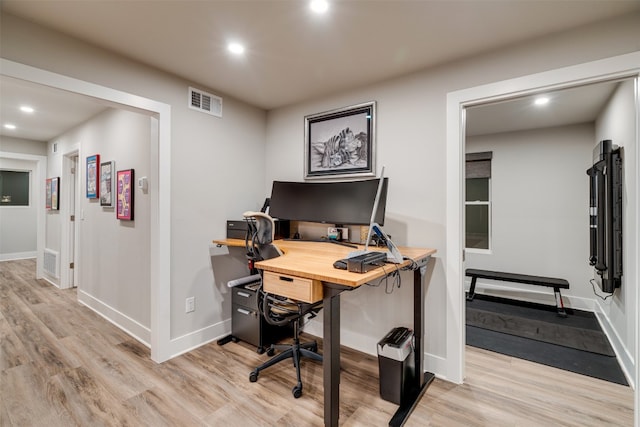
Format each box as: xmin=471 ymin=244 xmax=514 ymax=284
xmin=243 ymin=211 xmax=299 ymax=326
xmin=243 ymin=211 xmax=283 ymax=262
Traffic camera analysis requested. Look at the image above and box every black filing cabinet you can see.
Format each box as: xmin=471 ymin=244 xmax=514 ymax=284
xmin=231 ymin=281 xmax=291 ymax=353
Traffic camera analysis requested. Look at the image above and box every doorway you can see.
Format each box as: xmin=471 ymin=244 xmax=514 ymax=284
xmin=61 ymin=151 xmax=79 ymax=289
xmin=446 ymin=52 xmax=639 ymax=421
xmin=1 ymin=58 xmax=172 ymax=362
xmin=446 ymin=52 xmax=640 ymax=384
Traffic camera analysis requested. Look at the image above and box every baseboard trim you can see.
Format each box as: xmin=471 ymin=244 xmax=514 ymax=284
xmin=0 ymin=251 xmax=37 ymax=261
xmin=593 ymin=301 xmax=635 ymax=389
xmin=77 ymin=289 xmax=151 ymax=347
xmin=168 ymin=319 xmax=231 ymax=359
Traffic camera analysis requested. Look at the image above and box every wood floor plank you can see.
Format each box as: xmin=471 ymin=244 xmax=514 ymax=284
xmin=0 ymin=259 xmax=633 ymax=426
xmin=0 ymin=314 xmax=30 ymax=371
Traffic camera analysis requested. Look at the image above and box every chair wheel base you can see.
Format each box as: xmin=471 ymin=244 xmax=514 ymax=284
xmin=292 ymin=384 xmax=302 ymax=398
xmin=249 ymin=371 xmax=258 ymax=383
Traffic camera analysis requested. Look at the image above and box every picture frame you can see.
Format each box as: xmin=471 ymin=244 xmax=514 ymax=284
xmin=86 ymin=154 xmax=100 ymax=199
xmin=50 ymin=177 xmax=59 ymax=210
xmin=100 ymin=161 xmax=115 ymax=207
xmin=304 ymin=101 xmax=376 ymax=179
xmin=45 ymin=178 xmax=52 ymax=209
xmin=116 ymin=169 xmax=134 ymax=220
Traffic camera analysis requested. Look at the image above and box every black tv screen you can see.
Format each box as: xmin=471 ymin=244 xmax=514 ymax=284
xmin=268 ymin=178 xmax=388 ymax=226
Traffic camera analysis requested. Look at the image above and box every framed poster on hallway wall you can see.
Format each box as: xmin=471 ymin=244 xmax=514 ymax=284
xmin=116 ymin=169 xmax=134 ymax=221
xmin=86 ymin=154 xmax=100 ymax=199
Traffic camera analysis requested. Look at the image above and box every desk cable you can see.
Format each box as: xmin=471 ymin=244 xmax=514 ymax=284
xmin=366 ymin=262 xmax=402 ymax=294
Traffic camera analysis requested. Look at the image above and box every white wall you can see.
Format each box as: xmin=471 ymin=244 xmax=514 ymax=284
xmin=595 ymin=79 xmax=637 ymax=379
xmin=266 ymin=14 xmax=640 ymax=380
xmin=0 ymin=157 xmax=39 ymax=259
xmin=466 ymin=124 xmax=595 ymax=307
xmin=0 ymin=136 xmax=47 ymax=260
xmin=1 ymin=13 xmax=266 ymax=357
xmin=0 ymin=135 xmax=47 ymax=156
xmin=45 ymin=108 xmax=152 ymax=340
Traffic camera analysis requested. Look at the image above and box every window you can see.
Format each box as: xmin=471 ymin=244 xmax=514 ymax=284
xmin=0 ymin=170 xmax=30 ymax=206
xmin=465 ymin=152 xmax=491 ymax=250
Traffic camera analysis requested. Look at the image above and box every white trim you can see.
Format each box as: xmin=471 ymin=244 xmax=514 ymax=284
xmin=77 ymin=289 xmax=151 ymax=347
xmin=59 ymin=147 xmax=79 ymax=289
xmin=167 ymin=319 xmax=231 ymax=359
xmin=594 ymin=301 xmax=635 ymax=389
xmin=0 ymin=151 xmax=47 ymax=279
xmin=0 ymin=59 xmax=173 ymax=363
xmin=0 ymin=251 xmax=37 ymax=261
xmin=446 ymin=51 xmax=640 ymax=387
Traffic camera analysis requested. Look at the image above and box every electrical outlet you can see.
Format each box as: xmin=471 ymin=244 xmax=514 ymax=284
xmin=185 ymin=297 xmax=195 ymax=313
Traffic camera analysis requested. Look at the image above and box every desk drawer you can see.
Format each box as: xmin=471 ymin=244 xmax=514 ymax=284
xmin=263 ymin=271 xmax=323 ymax=303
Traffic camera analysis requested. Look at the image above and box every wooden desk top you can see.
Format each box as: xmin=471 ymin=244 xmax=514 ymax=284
xmin=213 ymin=238 xmax=436 ymax=288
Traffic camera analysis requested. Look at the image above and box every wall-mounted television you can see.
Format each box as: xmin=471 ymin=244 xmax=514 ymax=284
xmin=268 ymin=178 xmax=388 ymax=227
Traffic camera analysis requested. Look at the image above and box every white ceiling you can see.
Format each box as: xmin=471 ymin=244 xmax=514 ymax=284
xmin=1 ymin=1 xmax=638 ymax=142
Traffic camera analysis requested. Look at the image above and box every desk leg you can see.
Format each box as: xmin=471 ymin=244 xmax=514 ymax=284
xmin=389 ymin=259 xmax=435 ymax=427
xmin=323 ymin=285 xmax=342 ymax=427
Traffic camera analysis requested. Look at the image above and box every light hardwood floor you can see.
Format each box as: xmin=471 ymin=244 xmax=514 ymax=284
xmin=0 ymin=259 xmax=633 ymax=426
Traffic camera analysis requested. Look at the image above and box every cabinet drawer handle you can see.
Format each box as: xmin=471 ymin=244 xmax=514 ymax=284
xmin=279 ymin=276 xmax=294 ymax=282
xmin=237 ymin=291 xmax=251 ymax=298
xmin=237 ymin=308 xmax=252 ymax=315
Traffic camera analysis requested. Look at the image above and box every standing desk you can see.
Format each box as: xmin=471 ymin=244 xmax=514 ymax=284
xmin=214 ymin=238 xmax=437 ymax=426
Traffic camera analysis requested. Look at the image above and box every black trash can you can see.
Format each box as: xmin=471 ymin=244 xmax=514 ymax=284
xmin=377 ymin=327 xmax=415 ymax=405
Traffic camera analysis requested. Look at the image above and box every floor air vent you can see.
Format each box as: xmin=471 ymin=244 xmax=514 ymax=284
xmin=43 ymin=248 xmax=59 ymax=278
xmin=189 ymin=87 xmax=222 ymax=117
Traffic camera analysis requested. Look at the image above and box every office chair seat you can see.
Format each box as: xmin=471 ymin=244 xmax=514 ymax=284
xmin=242 ymin=210 xmax=322 ymax=398
xmin=249 ymin=292 xmax=323 ymax=398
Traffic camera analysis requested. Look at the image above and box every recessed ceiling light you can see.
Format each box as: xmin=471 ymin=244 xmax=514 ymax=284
xmin=4 ymin=123 xmax=17 ymax=130
xmin=227 ymin=42 xmax=245 ymax=55
xmin=310 ymin=0 xmax=329 ymax=14
xmin=534 ymin=97 xmax=550 ymax=106
xmin=20 ymin=105 xmax=35 ymax=113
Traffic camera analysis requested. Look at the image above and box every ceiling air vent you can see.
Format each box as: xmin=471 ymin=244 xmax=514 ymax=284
xmin=189 ymin=87 xmax=222 ymax=117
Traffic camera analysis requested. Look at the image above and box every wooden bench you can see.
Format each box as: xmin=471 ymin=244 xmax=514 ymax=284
xmin=466 ymin=268 xmax=570 ymax=317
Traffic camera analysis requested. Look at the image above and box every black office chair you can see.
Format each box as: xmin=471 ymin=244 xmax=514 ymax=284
xmin=243 ymin=211 xmax=323 ymax=398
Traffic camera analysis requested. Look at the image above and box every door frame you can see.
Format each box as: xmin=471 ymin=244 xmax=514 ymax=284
xmin=60 ymin=149 xmax=79 ymax=289
xmin=1 ymin=59 xmax=173 ymax=362
xmin=446 ymin=51 xmax=640 ymax=389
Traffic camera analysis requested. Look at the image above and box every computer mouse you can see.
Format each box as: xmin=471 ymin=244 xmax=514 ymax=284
xmin=333 ymin=260 xmax=347 ymax=270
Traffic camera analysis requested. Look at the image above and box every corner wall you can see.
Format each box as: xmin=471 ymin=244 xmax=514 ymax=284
xmin=595 ymin=78 xmax=638 ymax=384
xmin=1 ymin=13 xmax=267 ymax=359
xmin=266 ymin=14 xmax=640 ymax=382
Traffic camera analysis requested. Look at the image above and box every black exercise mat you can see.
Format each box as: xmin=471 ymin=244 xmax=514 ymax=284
xmin=467 ymin=325 xmax=628 ymax=386
xmin=465 ymin=295 xmax=627 ymax=385
xmin=466 ymin=295 xmax=615 ymax=356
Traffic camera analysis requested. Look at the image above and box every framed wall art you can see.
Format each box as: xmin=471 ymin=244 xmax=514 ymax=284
xmin=100 ymin=161 xmax=115 ymax=207
xmin=116 ymin=169 xmax=134 ymax=220
xmin=45 ymin=178 xmax=52 ymax=209
xmin=304 ymin=101 xmax=376 ymax=179
xmin=48 ymin=177 xmax=59 ymax=210
xmin=86 ymin=154 xmax=100 ymax=199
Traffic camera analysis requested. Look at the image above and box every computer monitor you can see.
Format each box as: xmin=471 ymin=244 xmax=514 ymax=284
xmin=268 ymin=178 xmax=388 ymax=226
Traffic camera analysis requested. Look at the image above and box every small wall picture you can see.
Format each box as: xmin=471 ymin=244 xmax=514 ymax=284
xmin=45 ymin=178 xmax=52 ymax=209
xmin=116 ymin=169 xmax=134 ymax=220
xmin=86 ymin=154 xmax=100 ymax=199
xmin=46 ymin=177 xmax=59 ymax=211
xmin=305 ymin=101 xmax=376 ymax=179
xmin=100 ymin=161 xmax=115 ymax=207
